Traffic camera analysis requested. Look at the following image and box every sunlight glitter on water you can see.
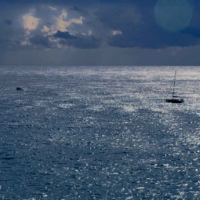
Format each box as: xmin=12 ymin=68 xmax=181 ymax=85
xmin=1 ymin=66 xmax=200 ymax=199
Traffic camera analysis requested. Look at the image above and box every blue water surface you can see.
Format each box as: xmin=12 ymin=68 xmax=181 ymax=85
xmin=0 ymin=66 xmax=200 ymax=199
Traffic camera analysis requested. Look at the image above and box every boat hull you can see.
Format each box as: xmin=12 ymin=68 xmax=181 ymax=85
xmin=166 ymin=98 xmax=184 ymax=103
xmin=16 ymin=87 xmax=23 ymax=91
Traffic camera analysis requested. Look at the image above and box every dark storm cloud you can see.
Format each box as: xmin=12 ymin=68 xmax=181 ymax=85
xmin=108 ymin=29 xmax=199 ymax=49
xmin=94 ymin=0 xmax=200 ymax=49
xmin=29 ymin=35 xmax=51 ymax=48
xmin=95 ymin=5 xmax=141 ymax=31
xmin=182 ymin=28 xmax=200 ymax=38
xmin=54 ymin=31 xmax=77 ymax=40
xmin=1 ymin=0 xmax=199 ymax=50
xmin=0 ymin=0 xmax=156 ymax=4
xmin=54 ymin=31 xmax=101 ymax=49
xmin=4 ymin=19 xmax=12 ymax=25
xmin=0 ymin=0 xmax=200 ymax=65
xmin=70 ymin=7 xmax=83 ymax=12
xmin=0 ymin=38 xmax=10 ymax=45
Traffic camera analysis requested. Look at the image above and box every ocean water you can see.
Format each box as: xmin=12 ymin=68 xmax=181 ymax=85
xmin=0 ymin=66 xmax=200 ymax=199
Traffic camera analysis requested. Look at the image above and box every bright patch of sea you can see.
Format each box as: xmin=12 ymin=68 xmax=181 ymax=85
xmin=0 ymin=66 xmax=200 ymax=199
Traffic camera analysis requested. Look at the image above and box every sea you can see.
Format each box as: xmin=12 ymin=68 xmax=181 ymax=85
xmin=0 ymin=66 xmax=200 ymax=200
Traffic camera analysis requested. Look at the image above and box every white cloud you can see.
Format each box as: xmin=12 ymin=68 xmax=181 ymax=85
xmin=21 ymin=8 xmax=85 ymax=48
xmin=70 ymin=17 xmax=83 ymax=25
xmin=56 ymin=9 xmax=83 ymax=32
xmin=48 ymin=6 xmax=57 ymax=11
xmin=88 ymin=30 xmax=93 ymax=35
xmin=21 ymin=41 xmax=29 ymax=46
xmin=22 ymin=11 xmax=40 ymax=31
xmin=56 ymin=10 xmax=71 ymax=32
xmin=112 ymin=30 xmax=122 ymax=35
xmin=42 ymin=26 xmax=50 ymax=33
xmin=40 ymin=9 xmax=84 ymax=37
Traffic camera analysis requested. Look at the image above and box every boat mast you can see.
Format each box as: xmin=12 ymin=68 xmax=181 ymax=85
xmin=172 ymin=70 xmax=177 ymax=97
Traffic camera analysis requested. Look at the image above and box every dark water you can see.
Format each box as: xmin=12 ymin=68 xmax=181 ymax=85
xmin=0 ymin=66 xmax=200 ymax=199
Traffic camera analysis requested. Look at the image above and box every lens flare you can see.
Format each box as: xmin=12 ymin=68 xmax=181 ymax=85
xmin=154 ymin=0 xmax=193 ymax=32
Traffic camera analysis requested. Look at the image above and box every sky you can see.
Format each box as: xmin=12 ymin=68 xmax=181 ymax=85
xmin=0 ymin=0 xmax=200 ymax=66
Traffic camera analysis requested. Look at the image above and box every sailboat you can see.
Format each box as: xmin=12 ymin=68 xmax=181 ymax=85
xmin=166 ymin=70 xmax=184 ymax=103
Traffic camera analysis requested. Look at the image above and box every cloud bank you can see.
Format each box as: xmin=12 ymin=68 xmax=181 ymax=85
xmin=0 ymin=0 xmax=200 ymax=65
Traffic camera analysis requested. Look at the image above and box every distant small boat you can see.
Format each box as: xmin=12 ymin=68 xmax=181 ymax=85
xmin=16 ymin=87 xmax=23 ymax=91
xmin=166 ymin=70 xmax=184 ymax=103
